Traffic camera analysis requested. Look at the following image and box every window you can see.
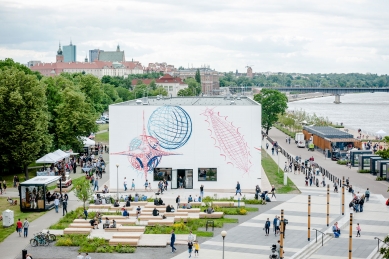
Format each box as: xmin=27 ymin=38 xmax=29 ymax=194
xmin=198 ymin=168 xmax=217 ymax=181
xmin=153 ymin=168 xmax=172 ymax=181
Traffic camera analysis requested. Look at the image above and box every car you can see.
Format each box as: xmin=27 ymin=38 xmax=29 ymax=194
xmin=104 ymin=118 xmax=109 ymax=123
xmin=96 ymin=120 xmax=106 ymax=124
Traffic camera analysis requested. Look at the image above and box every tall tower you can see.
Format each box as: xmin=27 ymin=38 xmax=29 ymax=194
xmin=63 ymin=41 xmax=77 ymax=62
xmin=56 ymin=43 xmax=64 ymax=63
xmin=246 ymin=66 xmax=253 ymax=78
xmin=116 ymin=44 xmax=120 ymax=52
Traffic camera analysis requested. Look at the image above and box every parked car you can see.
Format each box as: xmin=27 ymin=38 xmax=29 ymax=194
xmin=96 ymin=120 xmax=106 ymax=124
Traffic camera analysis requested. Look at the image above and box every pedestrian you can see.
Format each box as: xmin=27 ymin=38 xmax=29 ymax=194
xmin=84 ymin=253 xmax=91 ymax=259
xmin=176 ymin=195 xmax=180 ymax=209
xmin=93 ymin=177 xmax=99 ymax=191
xmin=264 ymin=218 xmax=271 ymax=236
xmin=194 ymin=240 xmax=200 ymax=257
xmin=77 ymin=253 xmax=84 ymax=259
xmin=276 ymin=216 xmax=281 ymax=235
xmin=266 ymin=143 xmax=269 ymax=150
xmin=235 ymin=181 xmax=242 ymax=196
xmin=271 ymin=185 xmax=276 ymax=199
xmin=84 ymin=208 xmax=88 ymax=220
xmin=26 ymin=254 xmax=32 ymax=259
xmin=316 ymin=178 xmax=319 ymax=187
xmin=3 ymin=180 xmax=6 ymax=194
xmin=188 ymin=230 xmax=195 ymax=243
xmin=334 ymin=182 xmax=338 ymax=193
xmin=16 ymin=218 xmax=22 ymax=237
xmin=285 ymin=137 xmax=288 ymax=143
xmin=63 ymin=194 xmax=68 ymax=216
xmin=359 ymin=195 xmax=365 ymax=212
xmin=200 ymin=185 xmax=204 ymax=201
xmin=288 ymin=137 xmax=291 ymax=144
xmin=356 ymin=223 xmax=361 ymax=237
xmin=188 ymin=241 xmax=193 ymax=258
xmin=365 ymin=188 xmax=370 ymax=202
xmin=23 ymin=218 xmax=29 ymax=238
xmin=144 ymin=180 xmax=149 ymax=191
xmin=273 ymin=215 xmax=278 ymax=236
xmin=131 ymin=179 xmax=135 ymax=191
xmin=179 ymin=176 xmax=184 ymax=189
xmin=123 ymin=177 xmax=127 ymax=191
xmin=271 ymin=146 xmax=274 ymax=155
xmin=322 ymin=177 xmax=326 ymax=187
xmin=170 ymin=230 xmax=177 ymax=253
xmin=54 ymin=196 xmax=59 ymax=213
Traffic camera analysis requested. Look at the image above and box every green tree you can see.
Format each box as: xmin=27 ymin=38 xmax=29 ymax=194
xmin=116 ymin=86 xmax=132 ymax=101
xmin=195 ymin=69 xmax=201 ymax=84
xmin=0 ymin=67 xmax=51 ymax=179
xmin=73 ymin=177 xmax=94 ymax=210
xmin=376 ymin=136 xmax=389 ymax=159
xmin=149 ymin=80 xmax=157 ymax=90
xmin=254 ymin=89 xmax=288 ymax=134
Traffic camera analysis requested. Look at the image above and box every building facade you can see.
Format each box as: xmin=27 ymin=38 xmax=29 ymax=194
xmin=131 ymin=74 xmax=188 ymax=97
xmin=174 ymin=67 xmax=220 ymax=95
xmin=89 ymin=49 xmax=102 ymax=62
xmin=97 ymin=45 xmax=125 ymax=62
xmin=108 ymin=97 xmax=262 ymax=190
xmin=63 ymin=42 xmax=76 ymax=62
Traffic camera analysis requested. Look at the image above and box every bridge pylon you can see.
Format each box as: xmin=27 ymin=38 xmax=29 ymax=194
xmin=334 ymin=94 xmax=341 ymax=104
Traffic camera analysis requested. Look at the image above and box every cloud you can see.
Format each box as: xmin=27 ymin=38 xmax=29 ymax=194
xmin=0 ymin=0 xmax=388 ymax=74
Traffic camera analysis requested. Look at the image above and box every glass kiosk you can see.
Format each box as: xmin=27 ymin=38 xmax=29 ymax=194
xmin=19 ymin=176 xmax=61 ymax=212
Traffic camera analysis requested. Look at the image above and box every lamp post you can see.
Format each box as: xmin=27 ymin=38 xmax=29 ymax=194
xmin=116 ymin=164 xmax=119 ymax=200
xmin=221 ymin=230 xmax=227 ymax=259
xmin=277 ymin=148 xmax=281 ymax=174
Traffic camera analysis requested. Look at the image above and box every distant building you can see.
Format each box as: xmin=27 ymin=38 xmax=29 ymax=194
xmin=246 ymin=66 xmax=253 ymax=78
xmin=89 ymin=49 xmax=102 ymax=62
xmin=63 ymin=41 xmax=76 ymax=62
xmin=174 ymin=67 xmax=220 ymax=95
xmin=131 ymin=74 xmax=188 ymax=97
xmin=27 ymin=61 xmax=42 ymax=67
xmin=97 ymin=45 xmax=124 ymax=62
xmin=144 ymin=62 xmax=176 ymax=74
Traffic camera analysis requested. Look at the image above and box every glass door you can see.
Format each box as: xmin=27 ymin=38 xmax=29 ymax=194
xmin=185 ymin=170 xmax=193 ymax=189
xmin=171 ymin=169 xmax=178 ymax=189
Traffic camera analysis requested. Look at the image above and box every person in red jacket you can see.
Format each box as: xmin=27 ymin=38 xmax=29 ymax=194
xmin=16 ymin=219 xmax=22 ymax=237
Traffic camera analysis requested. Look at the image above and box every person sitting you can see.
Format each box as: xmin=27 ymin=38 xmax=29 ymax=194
xmin=103 ymin=185 xmax=109 ymax=193
xmin=332 ymin=223 xmax=340 ymax=238
xmin=136 ymin=206 xmax=141 ymax=218
xmin=158 ymin=198 xmax=164 ymax=205
xmin=122 ymin=209 xmax=129 ymax=218
xmin=101 ymin=197 xmax=106 ymax=205
xmin=103 ymin=217 xmax=110 ymax=229
xmin=170 ymin=205 xmax=175 ymax=213
xmin=152 ymin=207 xmax=159 ymax=216
xmin=134 ymin=194 xmax=139 ymax=202
xmin=182 ymin=203 xmax=187 ymax=209
xmin=141 ymin=195 xmax=147 ymax=201
xmin=206 ymin=207 xmax=214 ymax=214
xmin=194 ymin=195 xmax=198 ymax=202
xmin=128 ymin=194 xmax=132 ymax=202
xmin=125 ymin=199 xmax=131 ymax=207
xmin=349 ymin=185 xmax=353 ymax=193
xmin=187 ymin=202 xmax=192 ymax=209
xmin=114 ymin=199 xmax=120 ymax=207
xmin=188 ymin=195 xmax=193 ymax=203
xmin=166 ymin=204 xmax=172 ymax=213
xmin=89 ymin=218 xmax=98 ymax=229
xmin=97 ymin=212 xmax=102 ymax=223
xmin=154 ymin=198 xmax=159 ymax=206
xmin=110 ymin=219 xmax=116 ymax=228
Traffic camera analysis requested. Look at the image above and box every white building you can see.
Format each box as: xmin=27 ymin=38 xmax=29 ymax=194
xmin=109 ymin=96 xmax=262 ymax=190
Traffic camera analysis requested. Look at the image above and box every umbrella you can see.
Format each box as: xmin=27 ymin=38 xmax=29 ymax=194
xmin=375 ymin=130 xmax=386 ymax=135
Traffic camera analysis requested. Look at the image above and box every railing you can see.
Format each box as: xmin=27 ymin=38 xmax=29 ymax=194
xmin=312 ymin=229 xmax=325 ymax=246
xmin=374 ymin=237 xmax=388 ymax=252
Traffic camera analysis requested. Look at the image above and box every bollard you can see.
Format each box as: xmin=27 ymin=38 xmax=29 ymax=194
xmin=327 ymin=184 xmax=330 ymax=227
xmin=349 ymin=213 xmax=353 ymax=259
xmin=342 ymin=176 xmax=345 ymax=215
xmin=22 ymin=250 xmax=27 ymax=259
xmin=308 ymin=195 xmax=311 ymax=241
xmin=280 ymin=209 xmax=285 ymax=259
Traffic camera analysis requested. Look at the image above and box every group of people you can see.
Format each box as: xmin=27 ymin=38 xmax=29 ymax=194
xmin=76 ymin=252 xmax=91 ymax=259
xmin=170 ymin=230 xmax=200 ymax=258
xmin=0 ymin=179 xmax=7 ymax=194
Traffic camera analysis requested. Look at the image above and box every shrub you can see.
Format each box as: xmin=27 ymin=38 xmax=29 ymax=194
xmin=358 ymin=169 xmax=370 ymax=173
xmin=238 ymin=208 xmax=247 ymax=215
xmin=55 ymin=237 xmax=73 ymax=246
xmin=337 ymin=160 xmax=348 ymax=165
xmin=116 ymin=244 xmax=136 ymax=253
xmin=376 ymin=177 xmax=384 ymax=181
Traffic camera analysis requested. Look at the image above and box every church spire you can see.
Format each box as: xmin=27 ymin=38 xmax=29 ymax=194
xmin=57 ymin=42 xmax=63 ymax=55
xmin=116 ymin=44 xmax=120 ymax=52
xmin=85 ymin=55 xmax=88 ymax=62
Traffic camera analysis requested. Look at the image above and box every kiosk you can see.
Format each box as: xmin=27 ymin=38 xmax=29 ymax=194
xmin=19 ymin=176 xmax=61 ymax=212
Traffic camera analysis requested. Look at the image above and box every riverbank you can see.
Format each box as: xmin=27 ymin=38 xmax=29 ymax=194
xmin=287 ymin=92 xmax=332 ymax=102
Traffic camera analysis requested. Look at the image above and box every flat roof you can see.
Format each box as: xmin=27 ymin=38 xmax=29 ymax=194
xmin=21 ymin=176 xmax=61 ymax=185
xmin=112 ymin=96 xmax=259 ymax=106
xmin=304 ymin=126 xmax=354 ymax=139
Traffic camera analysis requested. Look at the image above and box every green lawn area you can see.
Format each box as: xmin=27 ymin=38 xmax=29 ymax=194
xmin=0 ymin=197 xmax=46 ymax=242
xmin=95 ymin=132 xmax=109 ymax=144
xmin=261 ymin=150 xmax=300 ymax=194
xmin=98 ymin=124 xmax=109 ymax=132
xmin=0 ymin=171 xmax=37 ymax=190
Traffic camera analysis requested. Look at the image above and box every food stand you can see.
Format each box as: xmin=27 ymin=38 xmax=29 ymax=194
xmin=19 ymin=176 xmax=61 ymax=212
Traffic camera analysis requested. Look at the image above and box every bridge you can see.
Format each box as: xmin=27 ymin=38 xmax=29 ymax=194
xmin=263 ymin=87 xmax=389 ymax=103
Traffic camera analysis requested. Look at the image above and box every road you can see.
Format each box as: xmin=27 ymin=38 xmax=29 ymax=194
xmin=266 ymin=127 xmax=389 ymax=196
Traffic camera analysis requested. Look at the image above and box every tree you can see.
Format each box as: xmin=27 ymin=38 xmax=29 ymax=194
xmin=376 ymin=136 xmax=389 ymax=159
xmin=254 ymin=89 xmax=288 ymax=134
xmin=73 ymin=177 xmax=94 ymax=210
xmin=0 ymin=67 xmax=51 ymax=179
xmin=195 ymin=69 xmax=201 ymax=84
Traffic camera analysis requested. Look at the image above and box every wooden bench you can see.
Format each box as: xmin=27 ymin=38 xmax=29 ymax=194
xmin=138 ymin=215 xmax=163 ymax=220
xmin=64 ymin=228 xmax=91 ymax=234
xmin=109 ymin=238 xmax=139 ymax=246
xmin=190 ymin=202 xmax=202 ymax=206
xmin=130 ymin=201 xmax=148 ymax=206
xmin=174 ymin=216 xmax=189 ymax=222
xmin=73 ymin=219 xmax=91 ymax=223
xmin=104 ymin=224 xmax=123 ymax=232
xmin=177 ymin=208 xmax=201 ymax=213
xmin=199 ymin=212 xmax=224 ymax=219
xmin=113 ymin=219 xmax=137 ymax=224
xmin=117 ymin=226 xmax=145 ymax=232
xmin=89 ymin=204 xmax=112 ymax=209
xmin=102 ymin=215 xmax=133 ymax=219
xmin=147 ymin=220 xmax=174 ymax=226
xmin=112 ymin=233 xmax=143 ymax=239
xmin=144 ymin=203 xmax=164 ymax=208
xmin=164 ymin=212 xmax=189 ymax=217
xmin=69 ymin=223 xmax=93 ymax=229
xmin=143 ymin=208 xmax=167 ymax=212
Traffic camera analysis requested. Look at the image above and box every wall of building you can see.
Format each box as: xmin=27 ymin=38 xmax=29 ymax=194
xmin=63 ymin=45 xmax=76 ymax=62
xmin=109 ymin=103 xmax=261 ymax=190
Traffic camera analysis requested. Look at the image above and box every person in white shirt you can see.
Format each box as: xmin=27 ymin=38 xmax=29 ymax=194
xmin=84 ymin=253 xmax=91 ymax=259
xmin=188 ymin=231 xmax=195 ymax=243
xmin=54 ymin=197 xmax=59 ymax=213
xmin=194 ymin=195 xmax=198 ymax=202
xmin=123 ymin=177 xmax=128 ymax=191
xmin=76 ymin=253 xmax=84 ymax=259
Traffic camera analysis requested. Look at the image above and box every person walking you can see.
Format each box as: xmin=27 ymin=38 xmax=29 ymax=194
xmin=271 ymin=185 xmax=276 ymax=199
xmin=266 ymin=143 xmax=269 ymax=150
xmin=131 ymin=179 xmax=135 ymax=191
xmin=16 ymin=218 xmax=22 ymax=237
xmin=188 ymin=231 xmax=195 ymax=243
xmin=264 ymin=218 xmax=271 ymax=236
xmin=23 ymin=218 xmax=29 ymax=238
xmin=176 ymin=195 xmax=180 ymax=209
xmin=271 ymin=146 xmax=274 ymax=155
xmin=3 ymin=180 xmax=6 ymax=194
xmin=356 ymin=223 xmax=361 ymax=237
xmin=123 ymin=177 xmax=127 ymax=191
xmin=170 ymin=230 xmax=177 ymax=253
xmin=200 ymin=185 xmax=204 ymax=201
xmin=144 ymin=180 xmax=149 ymax=191
xmin=84 ymin=253 xmax=91 ymax=259
xmin=54 ymin=196 xmax=59 ymax=213
xmin=273 ymin=215 xmax=278 ymax=236
xmin=365 ymin=188 xmax=370 ymax=202
xmin=235 ymin=181 xmax=242 ymax=196
xmin=194 ymin=240 xmax=200 ymax=257
xmin=188 ymin=241 xmax=193 ymax=258
xmin=84 ymin=208 xmax=88 ymax=220
xmin=93 ymin=177 xmax=99 ymax=191
xmin=77 ymin=253 xmax=84 ymax=259
xmin=63 ymin=193 xmax=68 ymax=216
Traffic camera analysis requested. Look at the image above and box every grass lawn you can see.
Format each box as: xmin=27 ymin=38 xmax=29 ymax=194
xmin=0 ymin=171 xmax=37 ymax=191
xmin=98 ymin=124 xmax=109 ymax=132
xmin=95 ymin=132 xmax=109 ymax=143
xmin=261 ymin=150 xmax=300 ymax=194
xmin=0 ymin=197 xmax=46 ymax=242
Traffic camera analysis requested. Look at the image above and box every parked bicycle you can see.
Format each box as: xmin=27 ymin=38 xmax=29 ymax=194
xmin=30 ymin=233 xmax=49 ymax=247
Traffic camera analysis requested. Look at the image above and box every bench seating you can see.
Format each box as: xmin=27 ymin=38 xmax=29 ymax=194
xmin=143 ymin=208 xmax=167 ymax=212
xmin=69 ymin=223 xmax=93 ymax=228
xmin=112 ymin=219 xmax=137 ymax=224
xmin=177 ymin=208 xmax=201 ymax=213
xmin=164 ymin=212 xmax=189 ymax=217
xmin=112 ymin=233 xmax=143 ymax=239
xmin=109 ymin=238 xmax=139 ymax=246
xmin=144 ymin=203 xmax=164 ymax=208
xmin=89 ymin=204 xmax=112 ymax=209
xmin=117 ymin=226 xmax=146 ymax=232
xmin=103 ymin=224 xmax=123 ymax=232
xmin=138 ymin=215 xmax=163 ymax=220
xmin=130 ymin=201 xmax=148 ymax=206
xmin=147 ymin=220 xmax=174 ymax=226
xmin=212 ymin=202 xmax=245 ymax=207
xmin=64 ymin=228 xmax=91 ymax=234
xmin=73 ymin=219 xmax=91 ymax=223
xmin=190 ymin=202 xmax=202 ymax=206
xmin=199 ymin=212 xmax=224 ymax=218
xmin=174 ymin=216 xmax=190 ymax=222
xmin=102 ymin=215 xmax=134 ymax=219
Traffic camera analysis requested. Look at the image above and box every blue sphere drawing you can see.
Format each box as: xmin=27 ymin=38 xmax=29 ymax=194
xmin=129 ymin=137 xmax=142 ymax=150
xmin=148 ymin=105 xmax=192 ymax=150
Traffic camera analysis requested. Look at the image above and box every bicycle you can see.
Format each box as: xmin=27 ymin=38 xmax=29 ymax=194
xmin=39 ymin=230 xmax=56 ymax=243
xmin=30 ymin=233 xmax=49 ymax=247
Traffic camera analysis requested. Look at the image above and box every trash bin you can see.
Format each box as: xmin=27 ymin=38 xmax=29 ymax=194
xmin=2 ymin=209 xmax=14 ymax=227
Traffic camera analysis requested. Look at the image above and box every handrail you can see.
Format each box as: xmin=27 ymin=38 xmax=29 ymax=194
xmin=374 ymin=237 xmax=389 ymax=252
xmin=312 ymin=228 xmax=325 ymax=246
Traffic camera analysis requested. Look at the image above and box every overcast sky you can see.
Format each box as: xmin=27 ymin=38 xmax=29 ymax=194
xmin=1 ymin=0 xmax=388 ymax=74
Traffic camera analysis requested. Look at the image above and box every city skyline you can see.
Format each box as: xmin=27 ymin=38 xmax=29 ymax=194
xmin=1 ymin=0 xmax=388 ymax=74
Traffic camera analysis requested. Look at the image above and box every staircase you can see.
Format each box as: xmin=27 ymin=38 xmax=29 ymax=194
xmin=291 ymin=233 xmax=333 ymax=259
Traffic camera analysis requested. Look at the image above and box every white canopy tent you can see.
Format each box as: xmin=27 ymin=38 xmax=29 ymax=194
xmin=376 ymin=130 xmax=387 ymax=136
xmin=53 ymin=149 xmax=70 ymax=160
xmin=82 ymin=137 xmax=95 ymax=147
xmin=36 ymin=153 xmax=62 ymax=164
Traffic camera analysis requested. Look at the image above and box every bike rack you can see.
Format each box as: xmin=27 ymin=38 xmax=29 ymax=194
xmin=374 ymin=237 xmax=388 ymax=252
xmin=312 ymin=228 xmax=325 ymax=246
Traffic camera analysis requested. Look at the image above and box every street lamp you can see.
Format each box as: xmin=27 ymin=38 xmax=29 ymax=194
xmin=221 ymin=230 xmax=227 ymax=259
xmin=116 ymin=164 xmax=119 ymax=200
xmin=277 ymin=148 xmax=281 ymax=174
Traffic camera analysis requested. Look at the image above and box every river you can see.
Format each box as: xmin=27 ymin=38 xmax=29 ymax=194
xmin=287 ymin=92 xmax=389 ymax=136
